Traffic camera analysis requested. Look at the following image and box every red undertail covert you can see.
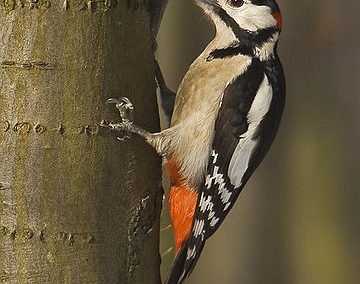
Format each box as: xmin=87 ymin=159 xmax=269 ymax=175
xmin=165 ymin=156 xmax=198 ymax=253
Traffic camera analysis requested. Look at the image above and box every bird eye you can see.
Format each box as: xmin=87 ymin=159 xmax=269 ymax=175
xmin=228 ymin=0 xmax=244 ymax=8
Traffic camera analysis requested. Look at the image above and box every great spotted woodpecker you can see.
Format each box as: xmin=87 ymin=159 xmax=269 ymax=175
xmin=102 ymin=0 xmax=285 ymax=283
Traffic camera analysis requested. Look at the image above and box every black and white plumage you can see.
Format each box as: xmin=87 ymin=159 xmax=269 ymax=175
xmin=168 ymin=55 xmax=285 ymax=283
xmin=165 ymin=1 xmax=285 ymax=283
xmin=103 ymin=0 xmax=285 ymax=283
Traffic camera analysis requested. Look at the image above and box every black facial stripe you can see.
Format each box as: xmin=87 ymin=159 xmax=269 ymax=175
xmin=212 ymin=5 xmax=250 ymax=40
xmin=209 ymin=5 xmax=278 ymax=59
xmin=207 ymin=45 xmax=253 ymax=60
xmin=211 ymin=5 xmax=278 ymax=39
xmin=208 ymin=27 xmax=278 ymax=60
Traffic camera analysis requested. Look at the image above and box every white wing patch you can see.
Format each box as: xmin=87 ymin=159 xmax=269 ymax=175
xmin=228 ymin=75 xmax=273 ymax=187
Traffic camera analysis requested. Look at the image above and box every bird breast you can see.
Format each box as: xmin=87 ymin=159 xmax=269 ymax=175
xmin=168 ymin=49 xmax=252 ymax=187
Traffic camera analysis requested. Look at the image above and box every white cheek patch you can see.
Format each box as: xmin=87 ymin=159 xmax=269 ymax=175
xmin=228 ymin=75 xmax=273 ymax=187
xmin=226 ymin=4 xmax=277 ymax=32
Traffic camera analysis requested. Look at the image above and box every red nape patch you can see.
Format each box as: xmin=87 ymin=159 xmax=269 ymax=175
xmin=169 ymin=185 xmax=198 ymax=253
xmin=272 ymin=12 xmax=283 ymax=30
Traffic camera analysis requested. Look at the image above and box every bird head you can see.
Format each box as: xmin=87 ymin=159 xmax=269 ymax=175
xmin=196 ymin=0 xmax=282 ymax=33
xmin=196 ymin=0 xmax=282 ymax=60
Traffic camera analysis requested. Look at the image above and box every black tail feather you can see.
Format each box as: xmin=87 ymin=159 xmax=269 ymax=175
xmin=164 ymin=241 xmax=205 ymax=284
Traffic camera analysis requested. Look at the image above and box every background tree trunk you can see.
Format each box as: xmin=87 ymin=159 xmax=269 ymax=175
xmin=0 ymin=1 xmax=162 ymax=283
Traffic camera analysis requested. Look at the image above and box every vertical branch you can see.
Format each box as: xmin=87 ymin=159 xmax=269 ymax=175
xmin=0 ymin=1 xmax=162 ymax=283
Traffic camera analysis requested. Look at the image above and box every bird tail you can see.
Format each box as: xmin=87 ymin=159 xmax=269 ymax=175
xmin=164 ymin=240 xmax=205 ymax=284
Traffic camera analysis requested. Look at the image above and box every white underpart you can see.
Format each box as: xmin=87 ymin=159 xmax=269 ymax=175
xmin=169 ymin=53 xmax=252 ymax=186
xmin=228 ymin=75 xmax=273 ymax=187
xmin=225 ymin=3 xmax=277 ymax=32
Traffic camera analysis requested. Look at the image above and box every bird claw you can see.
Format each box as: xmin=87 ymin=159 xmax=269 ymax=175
xmin=106 ymin=97 xmax=134 ymax=122
xmin=101 ymin=97 xmax=135 ymax=140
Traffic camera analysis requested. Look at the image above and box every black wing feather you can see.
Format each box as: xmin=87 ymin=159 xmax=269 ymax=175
xmin=215 ymin=59 xmax=265 ymax=168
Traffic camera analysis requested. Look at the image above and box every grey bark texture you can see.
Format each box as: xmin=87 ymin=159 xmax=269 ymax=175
xmin=0 ymin=1 xmax=162 ymax=283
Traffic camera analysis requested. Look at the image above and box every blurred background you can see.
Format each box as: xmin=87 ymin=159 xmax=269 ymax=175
xmin=156 ymin=1 xmax=360 ymax=283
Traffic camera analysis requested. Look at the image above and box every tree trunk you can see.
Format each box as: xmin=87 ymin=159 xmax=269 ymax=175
xmin=0 ymin=1 xmax=162 ymax=283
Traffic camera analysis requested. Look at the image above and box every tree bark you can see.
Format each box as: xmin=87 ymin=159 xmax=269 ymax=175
xmin=0 ymin=1 xmax=162 ymax=283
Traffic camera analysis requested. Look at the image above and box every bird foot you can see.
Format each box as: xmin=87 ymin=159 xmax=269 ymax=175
xmin=107 ymin=97 xmax=134 ymax=122
xmin=101 ymin=97 xmax=135 ymax=141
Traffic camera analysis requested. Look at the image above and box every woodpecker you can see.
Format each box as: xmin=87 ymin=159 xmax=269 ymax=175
xmin=102 ymin=0 xmax=285 ymax=283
